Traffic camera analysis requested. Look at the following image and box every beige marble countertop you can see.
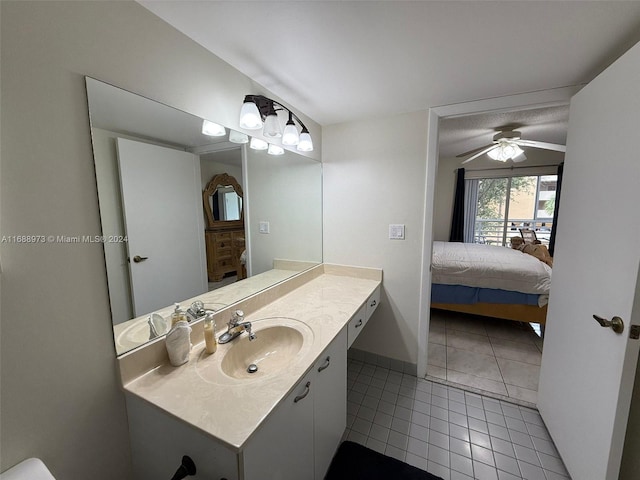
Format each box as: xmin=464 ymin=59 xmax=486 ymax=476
xmin=113 ymin=265 xmax=317 ymax=355
xmin=122 ymin=267 xmax=381 ymax=452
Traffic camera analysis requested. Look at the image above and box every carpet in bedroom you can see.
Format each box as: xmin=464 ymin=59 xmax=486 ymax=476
xmin=324 ymin=441 xmax=444 ymax=480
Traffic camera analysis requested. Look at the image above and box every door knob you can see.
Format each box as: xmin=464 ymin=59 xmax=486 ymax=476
xmin=133 ymin=255 xmax=149 ymax=263
xmin=593 ymin=314 xmax=624 ymax=334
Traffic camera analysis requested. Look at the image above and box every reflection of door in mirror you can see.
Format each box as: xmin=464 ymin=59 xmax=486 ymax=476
xmin=203 ymin=172 xmax=246 ymax=286
xmin=118 ymin=138 xmax=208 ymax=316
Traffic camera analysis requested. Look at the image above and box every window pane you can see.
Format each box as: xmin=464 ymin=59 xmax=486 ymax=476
xmin=507 ymin=175 xmax=537 ymax=245
xmin=475 ymin=178 xmax=508 ymax=245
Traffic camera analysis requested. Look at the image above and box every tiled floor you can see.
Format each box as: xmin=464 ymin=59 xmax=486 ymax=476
xmin=344 ymin=358 xmax=570 ymax=480
xmin=427 ymin=310 xmax=544 ymax=406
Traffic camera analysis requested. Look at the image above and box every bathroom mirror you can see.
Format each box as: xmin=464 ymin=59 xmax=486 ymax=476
xmin=85 ymin=77 xmax=322 ymax=356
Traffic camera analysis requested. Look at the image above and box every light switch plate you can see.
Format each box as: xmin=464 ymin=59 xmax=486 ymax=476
xmin=389 ymin=224 xmax=405 ymax=240
xmin=259 ymin=221 xmax=270 ymax=234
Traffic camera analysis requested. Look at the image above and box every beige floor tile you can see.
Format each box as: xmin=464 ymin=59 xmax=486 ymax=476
xmin=505 ymin=383 xmax=538 ymax=404
xmin=491 ymin=339 xmax=542 ymax=366
xmin=445 ymin=317 xmax=487 ymax=336
xmin=428 ymin=343 xmax=447 ymax=368
xmin=427 ymin=364 xmax=447 ymax=381
xmin=446 ymin=370 xmax=508 ymax=396
xmin=429 ymin=328 xmax=446 ymax=346
xmin=446 ymin=346 xmax=502 ymax=381
xmin=485 ymin=323 xmax=539 ymax=344
xmin=497 ymin=357 xmax=540 ymax=390
xmin=446 ymin=329 xmax=494 ymax=356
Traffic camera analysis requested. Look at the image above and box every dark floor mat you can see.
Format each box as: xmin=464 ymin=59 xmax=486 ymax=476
xmin=325 ymin=441 xmax=444 ymax=480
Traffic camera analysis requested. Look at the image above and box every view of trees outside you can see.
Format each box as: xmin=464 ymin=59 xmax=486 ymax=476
xmin=474 ymin=175 xmax=556 ymax=245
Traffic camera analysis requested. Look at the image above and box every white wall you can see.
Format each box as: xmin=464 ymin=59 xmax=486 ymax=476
xmin=0 ymin=2 xmax=320 ymax=478
xmin=245 ymin=148 xmax=323 ymax=275
xmin=323 ymin=111 xmax=428 ymax=364
xmin=200 ymin=150 xmax=243 ymax=191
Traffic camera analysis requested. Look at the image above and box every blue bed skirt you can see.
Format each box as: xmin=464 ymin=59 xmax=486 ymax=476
xmin=431 ymin=283 xmax=540 ymax=306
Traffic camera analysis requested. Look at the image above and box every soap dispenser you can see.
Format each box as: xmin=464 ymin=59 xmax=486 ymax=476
xmin=203 ymin=312 xmax=217 ymax=355
xmin=171 ymin=303 xmax=187 ymax=327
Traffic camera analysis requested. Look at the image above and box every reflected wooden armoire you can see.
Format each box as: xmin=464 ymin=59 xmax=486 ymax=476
xmin=202 ymin=173 xmax=246 ymax=282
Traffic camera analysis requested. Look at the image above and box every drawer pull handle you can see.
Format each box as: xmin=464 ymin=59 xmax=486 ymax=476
xmin=370 ymin=299 xmax=377 ymax=307
xmin=318 ymin=356 xmax=331 ymax=372
xmin=355 ymin=319 xmax=363 ymax=328
xmin=294 ymin=382 xmax=311 ymax=403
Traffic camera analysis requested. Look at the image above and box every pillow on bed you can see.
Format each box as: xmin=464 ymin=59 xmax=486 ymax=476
xmin=519 ymin=243 xmax=553 ymax=267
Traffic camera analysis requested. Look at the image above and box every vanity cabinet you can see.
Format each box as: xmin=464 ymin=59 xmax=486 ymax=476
xmin=126 ymin=328 xmax=348 ymax=480
xmin=347 ymin=285 xmax=381 ymax=347
xmin=243 ymin=327 xmax=347 ymax=480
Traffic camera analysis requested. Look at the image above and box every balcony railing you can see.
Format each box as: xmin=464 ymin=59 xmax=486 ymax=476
xmin=474 ymin=218 xmax=553 ymax=246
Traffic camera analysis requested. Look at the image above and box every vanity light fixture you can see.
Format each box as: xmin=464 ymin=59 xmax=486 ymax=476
xmin=239 ymin=94 xmax=313 ymax=152
xmin=267 ymin=144 xmax=285 ymax=156
xmin=249 ymin=137 xmax=268 ymax=150
xmin=202 ymin=120 xmax=226 ymax=137
xmin=229 ymin=130 xmax=249 ymax=144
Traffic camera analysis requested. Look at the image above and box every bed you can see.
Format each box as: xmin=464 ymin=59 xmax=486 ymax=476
xmin=430 ymin=241 xmax=552 ymax=325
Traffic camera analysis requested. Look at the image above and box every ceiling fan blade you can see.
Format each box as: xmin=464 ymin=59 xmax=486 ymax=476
xmin=515 ymin=139 xmax=566 ymax=152
xmin=456 ymin=143 xmax=494 ymax=158
xmin=461 ymin=145 xmax=498 ymax=164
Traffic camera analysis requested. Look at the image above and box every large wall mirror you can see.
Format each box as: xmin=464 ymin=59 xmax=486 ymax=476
xmin=85 ymin=77 xmax=322 ymax=356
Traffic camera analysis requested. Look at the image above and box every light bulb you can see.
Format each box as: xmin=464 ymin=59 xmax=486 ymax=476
xmin=282 ymin=122 xmax=300 ymax=146
xmin=202 ymin=120 xmax=226 ymax=136
xmin=263 ymin=113 xmax=282 ymax=138
xmin=249 ymin=137 xmax=268 ymax=150
xmin=267 ymin=144 xmax=285 ymax=155
xmin=239 ymin=97 xmax=262 ymax=130
xmin=296 ymin=129 xmax=313 ymax=152
xmin=229 ymin=130 xmax=249 ymax=144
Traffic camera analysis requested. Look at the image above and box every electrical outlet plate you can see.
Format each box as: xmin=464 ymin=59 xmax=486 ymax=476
xmin=389 ymin=224 xmax=405 ymax=240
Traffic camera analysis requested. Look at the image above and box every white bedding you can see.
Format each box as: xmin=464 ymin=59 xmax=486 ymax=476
xmin=432 ymin=241 xmax=552 ymax=297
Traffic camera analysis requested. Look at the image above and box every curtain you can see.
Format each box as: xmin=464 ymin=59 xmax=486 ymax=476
xmin=449 ymin=168 xmax=465 ymax=242
xmin=548 ymin=163 xmax=564 ymax=256
xmin=464 ymin=179 xmax=478 ymax=243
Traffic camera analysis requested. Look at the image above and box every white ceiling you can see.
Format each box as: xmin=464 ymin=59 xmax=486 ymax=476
xmin=138 ymin=1 xmax=640 ymax=156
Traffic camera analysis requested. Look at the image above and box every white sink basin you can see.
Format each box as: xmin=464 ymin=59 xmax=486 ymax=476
xmin=196 ymin=317 xmax=314 ymax=384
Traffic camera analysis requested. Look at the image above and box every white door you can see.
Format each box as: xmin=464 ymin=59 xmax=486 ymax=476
xmin=537 ymin=42 xmax=640 ymax=480
xmin=117 ymin=138 xmax=207 ymax=316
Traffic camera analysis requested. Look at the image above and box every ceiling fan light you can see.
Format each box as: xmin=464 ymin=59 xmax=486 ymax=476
xmin=249 ymin=137 xmax=268 ymax=150
xmin=202 ymin=120 xmax=226 ymax=136
xmin=239 ymin=96 xmax=263 ymax=130
xmin=512 ymin=144 xmax=525 ymax=159
xmin=229 ymin=130 xmax=249 ymax=144
xmin=296 ymin=128 xmax=313 ymax=152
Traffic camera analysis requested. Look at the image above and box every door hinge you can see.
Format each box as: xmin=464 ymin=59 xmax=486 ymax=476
xmin=630 ymin=325 xmax=640 ymax=340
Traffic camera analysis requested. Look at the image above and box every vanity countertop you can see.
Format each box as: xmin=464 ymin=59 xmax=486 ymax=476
xmin=121 ymin=266 xmax=381 ymax=452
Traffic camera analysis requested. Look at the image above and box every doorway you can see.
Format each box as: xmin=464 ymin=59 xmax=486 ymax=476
xmin=416 ymin=87 xmax=581 ymax=402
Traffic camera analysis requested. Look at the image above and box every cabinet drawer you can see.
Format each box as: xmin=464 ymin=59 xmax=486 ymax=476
xmin=365 ymin=286 xmax=381 ymax=320
xmin=347 ymin=305 xmax=367 ymax=348
xmin=215 ymin=234 xmax=233 ymax=249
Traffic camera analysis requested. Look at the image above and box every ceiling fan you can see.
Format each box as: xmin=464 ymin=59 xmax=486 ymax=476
xmin=457 ymin=128 xmax=566 ymax=164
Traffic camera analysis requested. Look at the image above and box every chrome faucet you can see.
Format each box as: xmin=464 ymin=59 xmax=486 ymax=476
xmin=218 ymin=310 xmax=257 ymax=344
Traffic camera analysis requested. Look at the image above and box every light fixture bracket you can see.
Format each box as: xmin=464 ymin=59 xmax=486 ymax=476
xmin=244 ymin=95 xmax=310 ymax=137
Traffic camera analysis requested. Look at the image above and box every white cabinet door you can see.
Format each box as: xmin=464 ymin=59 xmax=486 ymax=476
xmin=243 ymin=370 xmax=315 ymax=480
xmin=313 ymin=328 xmax=347 ymax=479
xmin=537 ymin=41 xmax=640 ymax=480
